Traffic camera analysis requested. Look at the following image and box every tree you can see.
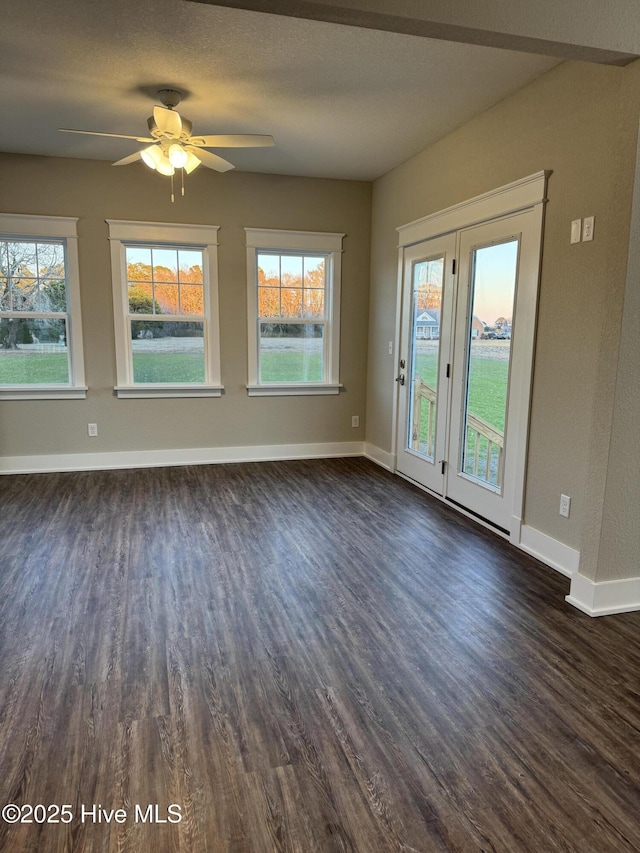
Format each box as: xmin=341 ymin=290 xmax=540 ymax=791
xmin=416 ymin=283 xmax=442 ymax=310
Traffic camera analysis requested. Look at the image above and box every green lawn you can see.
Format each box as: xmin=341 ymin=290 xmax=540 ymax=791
xmin=0 ymin=352 xmax=69 ymax=384
xmin=414 ymin=351 xmax=508 ymax=431
xmin=132 ymin=352 xmax=205 ymax=383
xmin=260 ymin=352 xmax=323 ymax=383
xmin=0 ymin=349 xmax=323 ymax=385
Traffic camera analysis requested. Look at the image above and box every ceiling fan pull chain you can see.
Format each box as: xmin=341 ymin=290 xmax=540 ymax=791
xmin=170 ymin=173 xmax=175 ymax=203
xmin=182 ymin=168 xmax=185 ymax=197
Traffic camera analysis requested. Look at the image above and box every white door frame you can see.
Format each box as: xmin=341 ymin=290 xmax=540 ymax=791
xmin=393 ymin=171 xmax=549 ymax=542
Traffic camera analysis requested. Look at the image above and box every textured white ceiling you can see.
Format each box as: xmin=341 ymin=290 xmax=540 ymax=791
xmin=0 ymin=0 xmax=559 ymax=180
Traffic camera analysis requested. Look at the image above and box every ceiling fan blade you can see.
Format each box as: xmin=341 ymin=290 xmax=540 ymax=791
xmin=59 ymin=128 xmax=154 ymax=142
xmin=189 ymin=134 xmax=275 ymax=148
xmin=153 ymin=106 xmax=182 ymax=138
xmin=112 ymin=151 xmax=142 ymax=166
xmin=186 ymin=146 xmax=235 ymax=172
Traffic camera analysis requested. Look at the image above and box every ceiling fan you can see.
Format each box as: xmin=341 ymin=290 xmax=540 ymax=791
xmin=59 ymin=89 xmax=275 ymax=200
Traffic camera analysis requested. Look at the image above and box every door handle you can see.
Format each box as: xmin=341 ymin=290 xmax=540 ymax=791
xmin=396 ymin=373 xmax=405 ymax=385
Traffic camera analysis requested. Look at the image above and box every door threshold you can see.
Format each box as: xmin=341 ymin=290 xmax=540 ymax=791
xmin=395 ymin=471 xmax=510 ymax=541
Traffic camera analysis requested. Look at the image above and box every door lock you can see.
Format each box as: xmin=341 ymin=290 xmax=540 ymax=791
xmin=400 ymin=358 xmax=406 ymax=369
xmin=396 ymin=373 xmax=405 ymax=385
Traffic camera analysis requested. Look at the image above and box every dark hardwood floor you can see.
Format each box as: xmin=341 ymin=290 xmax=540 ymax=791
xmin=1 ymin=457 xmax=640 ymax=851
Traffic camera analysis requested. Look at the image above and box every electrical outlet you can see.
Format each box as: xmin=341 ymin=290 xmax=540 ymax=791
xmin=88 ymin=423 xmax=98 ymax=437
xmin=351 ymin=415 xmax=360 ymax=428
xmin=559 ymin=494 xmax=571 ymax=518
xmin=582 ymin=215 xmax=595 ymax=242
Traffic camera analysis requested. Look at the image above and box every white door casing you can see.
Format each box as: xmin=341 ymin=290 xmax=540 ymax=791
xmin=394 ymin=172 xmax=548 ymax=538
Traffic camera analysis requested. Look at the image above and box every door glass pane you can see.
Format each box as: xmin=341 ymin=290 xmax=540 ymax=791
xmin=462 ymin=240 xmax=518 ymax=489
xmin=407 ymin=255 xmax=443 ymax=460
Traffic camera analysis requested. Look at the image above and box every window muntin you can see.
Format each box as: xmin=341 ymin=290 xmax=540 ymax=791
xmin=0 ymin=216 xmax=86 ymax=398
xmin=245 ymin=229 xmax=343 ymax=396
xmin=108 ymin=220 xmax=221 ymax=398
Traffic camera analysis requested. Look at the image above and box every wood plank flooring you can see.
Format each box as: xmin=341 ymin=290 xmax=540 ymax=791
xmin=1 ymin=457 xmax=640 ymax=851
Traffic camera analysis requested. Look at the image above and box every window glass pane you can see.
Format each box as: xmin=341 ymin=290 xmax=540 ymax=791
xmin=258 ymin=287 xmax=280 ymax=318
xmin=407 ymin=256 xmax=443 ymax=461
xmin=152 ymin=248 xmax=178 ymax=282
xmin=259 ymin=323 xmax=324 ymax=383
xmin=280 ymin=288 xmax=303 ymax=318
xmin=37 ymin=243 xmax=65 ymax=277
xmin=0 ymin=318 xmax=69 ymax=384
xmin=303 ymin=257 xmax=325 ymax=289
xmin=0 ymin=277 xmax=8 ymax=310
xmin=178 ymin=250 xmax=203 ymax=283
xmin=303 ymin=289 xmax=324 ymax=318
xmin=281 ymin=255 xmax=303 ymax=284
xmin=462 ymin=240 xmax=517 ymax=489
xmin=257 ymin=254 xmax=279 ymax=283
xmin=128 ymin=283 xmax=155 ymax=314
xmin=155 ymin=283 xmax=179 ymax=314
xmin=130 ymin=321 xmax=205 ymax=383
xmin=179 ymin=284 xmax=204 ymax=315
xmin=6 ymin=241 xmax=37 ymax=273
xmin=10 ymin=277 xmax=38 ymax=311
xmin=126 ymin=247 xmax=153 ymax=281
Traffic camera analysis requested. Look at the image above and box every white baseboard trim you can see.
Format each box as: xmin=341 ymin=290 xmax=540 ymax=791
xmin=519 ymin=525 xmax=580 ymax=578
xmin=566 ymin=573 xmax=640 ymax=617
xmin=0 ymin=441 xmax=365 ymax=475
xmin=364 ymin=443 xmax=396 ymax=471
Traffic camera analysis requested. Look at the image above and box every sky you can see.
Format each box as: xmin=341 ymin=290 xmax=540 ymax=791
xmin=470 ymin=239 xmax=518 ymax=325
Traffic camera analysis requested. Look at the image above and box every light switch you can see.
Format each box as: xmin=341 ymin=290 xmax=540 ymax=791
xmin=570 ymin=219 xmax=582 ymax=244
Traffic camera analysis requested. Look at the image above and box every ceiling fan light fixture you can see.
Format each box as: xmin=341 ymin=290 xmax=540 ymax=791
xmin=140 ymin=144 xmax=161 ymax=170
xmin=155 ymin=154 xmax=175 ymax=177
xmin=184 ymin=150 xmax=202 ymax=174
xmin=168 ymin=142 xmax=188 ymax=169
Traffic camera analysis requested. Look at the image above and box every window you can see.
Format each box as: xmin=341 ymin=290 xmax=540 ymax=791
xmin=245 ymin=228 xmax=344 ymax=395
xmin=107 ymin=220 xmax=222 ymax=398
xmin=0 ymin=213 xmax=86 ymax=400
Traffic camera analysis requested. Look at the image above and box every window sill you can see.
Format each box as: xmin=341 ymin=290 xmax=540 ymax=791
xmin=0 ymin=385 xmax=88 ymax=401
xmin=247 ymin=383 xmax=342 ymax=397
xmin=115 ymin=384 xmax=223 ymax=399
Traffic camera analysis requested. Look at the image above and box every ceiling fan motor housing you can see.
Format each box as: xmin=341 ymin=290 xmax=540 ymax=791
xmin=157 ymin=88 xmax=182 ymax=109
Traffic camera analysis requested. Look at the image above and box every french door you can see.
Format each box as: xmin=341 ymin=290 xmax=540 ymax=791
xmin=395 ymin=198 xmax=544 ymax=536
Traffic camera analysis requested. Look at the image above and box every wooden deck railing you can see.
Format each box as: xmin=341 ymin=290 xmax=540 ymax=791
xmin=411 ymin=378 xmax=504 ymax=484
xmin=411 ymin=378 xmax=436 ymax=457
xmin=465 ymin=412 xmax=504 ymax=485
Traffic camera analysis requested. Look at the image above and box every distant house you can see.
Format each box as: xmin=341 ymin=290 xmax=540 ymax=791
xmin=415 ymin=308 xmax=441 ymax=339
xmin=471 ymin=316 xmax=485 ymax=338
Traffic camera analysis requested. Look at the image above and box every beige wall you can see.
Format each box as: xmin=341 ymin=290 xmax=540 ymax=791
xmin=367 ymin=59 xmax=640 ymax=563
xmin=0 ymin=155 xmax=371 ymax=457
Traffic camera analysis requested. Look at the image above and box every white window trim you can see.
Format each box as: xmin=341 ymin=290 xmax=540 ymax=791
xmin=107 ymin=219 xmax=222 ymax=399
xmin=245 ymin=228 xmax=344 ymax=396
xmin=0 ymin=213 xmax=87 ymax=400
